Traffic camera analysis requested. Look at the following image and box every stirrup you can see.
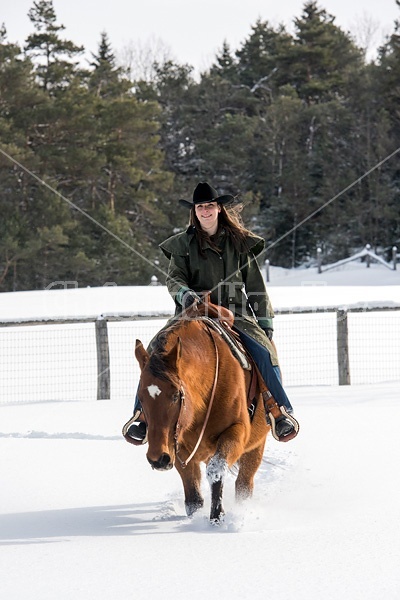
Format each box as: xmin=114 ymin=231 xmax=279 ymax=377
xmin=122 ymin=410 xmax=148 ymax=446
xmin=268 ymin=407 xmax=299 ymax=442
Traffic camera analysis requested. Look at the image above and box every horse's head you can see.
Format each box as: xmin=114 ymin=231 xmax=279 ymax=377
xmin=135 ymin=337 xmax=184 ymax=471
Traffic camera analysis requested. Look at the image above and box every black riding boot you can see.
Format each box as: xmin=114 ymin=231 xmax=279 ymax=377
xmin=122 ymin=409 xmax=148 ymax=445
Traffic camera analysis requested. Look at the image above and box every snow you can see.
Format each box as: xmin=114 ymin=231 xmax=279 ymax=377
xmin=1 ymin=262 xmax=400 ymax=600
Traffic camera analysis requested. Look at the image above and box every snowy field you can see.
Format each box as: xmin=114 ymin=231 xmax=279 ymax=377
xmin=1 ymin=261 xmax=400 ymax=600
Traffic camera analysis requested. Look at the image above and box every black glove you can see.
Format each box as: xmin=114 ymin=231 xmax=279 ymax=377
xmin=263 ymin=328 xmax=273 ymax=341
xmin=182 ymin=290 xmax=201 ymax=310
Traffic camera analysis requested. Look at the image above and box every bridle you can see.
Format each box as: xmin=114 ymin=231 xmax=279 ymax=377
xmin=174 ymin=325 xmax=219 ymax=469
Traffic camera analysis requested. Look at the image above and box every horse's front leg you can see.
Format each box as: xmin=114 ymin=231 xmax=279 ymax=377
xmin=206 ymin=423 xmax=247 ymax=522
xmin=175 ymin=459 xmax=204 ymax=517
xmin=206 ymin=453 xmax=228 ymax=522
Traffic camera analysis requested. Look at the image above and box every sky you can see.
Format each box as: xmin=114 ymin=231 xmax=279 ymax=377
xmin=2 ymin=0 xmax=400 ymax=74
xmin=1 ymin=279 xmax=400 ymax=600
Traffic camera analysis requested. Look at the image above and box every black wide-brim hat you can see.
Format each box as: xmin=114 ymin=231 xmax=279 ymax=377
xmin=179 ymin=182 xmax=234 ymax=209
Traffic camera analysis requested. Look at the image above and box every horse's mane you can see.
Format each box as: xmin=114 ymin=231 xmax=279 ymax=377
xmin=146 ymin=296 xmax=235 ymax=387
xmin=147 ymin=318 xmax=188 ymax=385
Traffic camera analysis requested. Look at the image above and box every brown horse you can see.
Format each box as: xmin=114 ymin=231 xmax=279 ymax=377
xmin=134 ymin=301 xmax=269 ymax=523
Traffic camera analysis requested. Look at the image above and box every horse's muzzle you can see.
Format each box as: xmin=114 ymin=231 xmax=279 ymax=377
xmin=148 ymin=453 xmax=174 ymax=471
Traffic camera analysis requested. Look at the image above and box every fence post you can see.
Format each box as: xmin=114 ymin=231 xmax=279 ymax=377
xmin=393 ymin=246 xmax=397 ymax=271
xmin=365 ymin=244 xmax=371 ymax=268
xmin=265 ymin=259 xmax=270 ymax=282
xmin=337 ymin=309 xmax=351 ymax=385
xmin=95 ymin=316 xmax=110 ymax=400
xmin=317 ymin=247 xmax=322 ymax=273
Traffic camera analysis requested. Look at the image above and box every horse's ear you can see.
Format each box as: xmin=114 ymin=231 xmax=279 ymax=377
xmin=135 ymin=339 xmax=149 ymax=371
xmin=165 ymin=336 xmax=182 ymax=366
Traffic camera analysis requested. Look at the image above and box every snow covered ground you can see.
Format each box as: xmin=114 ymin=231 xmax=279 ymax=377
xmin=1 ymin=261 xmax=400 ymax=600
xmin=1 ymin=383 xmax=400 ymax=600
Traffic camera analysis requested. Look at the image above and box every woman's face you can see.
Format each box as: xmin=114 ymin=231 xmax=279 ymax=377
xmin=194 ymin=202 xmax=221 ymax=235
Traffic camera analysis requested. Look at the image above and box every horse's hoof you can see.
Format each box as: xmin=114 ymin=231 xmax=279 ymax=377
xmin=185 ymin=499 xmax=204 ymax=517
xmin=210 ymin=510 xmax=225 ymax=525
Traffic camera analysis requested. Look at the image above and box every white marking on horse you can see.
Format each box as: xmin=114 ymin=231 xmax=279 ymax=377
xmin=147 ymin=384 xmax=162 ymax=399
xmin=206 ymin=454 xmax=228 ymax=484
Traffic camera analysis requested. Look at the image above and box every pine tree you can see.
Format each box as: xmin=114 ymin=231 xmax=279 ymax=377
xmin=89 ymin=31 xmax=129 ymax=98
xmin=24 ymin=0 xmax=84 ymax=92
xmin=368 ymin=0 xmax=400 ymax=249
xmin=235 ymin=19 xmax=293 ymax=95
xmin=377 ymin=0 xmax=400 ymax=138
xmin=0 ymin=26 xmax=49 ymax=289
xmin=209 ymin=41 xmax=239 ymax=82
xmin=287 ymin=1 xmax=363 ymax=104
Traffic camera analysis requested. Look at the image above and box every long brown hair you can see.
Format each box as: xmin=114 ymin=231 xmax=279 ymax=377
xmin=189 ymin=203 xmax=252 ymax=255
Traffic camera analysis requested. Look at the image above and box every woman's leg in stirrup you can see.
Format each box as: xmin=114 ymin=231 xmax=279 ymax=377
xmin=237 ymin=330 xmax=299 ymax=441
xmin=122 ymin=386 xmax=148 ymax=445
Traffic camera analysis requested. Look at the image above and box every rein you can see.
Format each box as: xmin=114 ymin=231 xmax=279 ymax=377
xmin=175 ymin=325 xmax=219 ymax=469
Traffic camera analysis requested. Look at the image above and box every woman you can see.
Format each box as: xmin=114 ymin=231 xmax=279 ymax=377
xmin=123 ymin=182 xmax=299 ymax=444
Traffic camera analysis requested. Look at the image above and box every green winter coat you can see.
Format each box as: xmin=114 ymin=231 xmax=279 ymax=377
xmin=159 ymin=226 xmax=279 ymax=366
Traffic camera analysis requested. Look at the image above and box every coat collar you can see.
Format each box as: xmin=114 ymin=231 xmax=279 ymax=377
xmin=159 ymin=226 xmax=265 ymax=259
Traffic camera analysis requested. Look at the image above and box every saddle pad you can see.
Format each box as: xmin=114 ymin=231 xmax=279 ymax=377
xmin=199 ymin=317 xmax=251 ymax=370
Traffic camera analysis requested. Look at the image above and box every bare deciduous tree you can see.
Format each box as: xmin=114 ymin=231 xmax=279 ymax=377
xmin=349 ymin=12 xmax=382 ymax=62
xmin=116 ymin=36 xmax=172 ymax=82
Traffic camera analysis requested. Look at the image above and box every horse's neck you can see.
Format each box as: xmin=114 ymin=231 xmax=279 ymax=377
xmin=178 ymin=321 xmax=216 ymax=407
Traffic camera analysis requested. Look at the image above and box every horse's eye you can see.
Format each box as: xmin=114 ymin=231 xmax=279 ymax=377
xmin=172 ymin=391 xmax=180 ymax=403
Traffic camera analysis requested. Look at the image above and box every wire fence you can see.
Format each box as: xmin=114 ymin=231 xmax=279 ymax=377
xmin=0 ymin=307 xmax=399 ymax=404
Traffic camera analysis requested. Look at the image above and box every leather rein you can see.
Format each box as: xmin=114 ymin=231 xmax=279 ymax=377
xmin=174 ymin=324 xmax=219 ymax=469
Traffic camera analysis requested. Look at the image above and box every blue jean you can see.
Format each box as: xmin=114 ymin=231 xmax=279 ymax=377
xmin=236 ymin=329 xmax=293 ymax=413
xmin=133 ymin=386 xmax=141 ymax=413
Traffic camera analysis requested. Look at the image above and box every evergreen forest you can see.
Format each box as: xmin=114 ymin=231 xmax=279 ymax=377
xmin=1 ymin=0 xmax=400 ymax=291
